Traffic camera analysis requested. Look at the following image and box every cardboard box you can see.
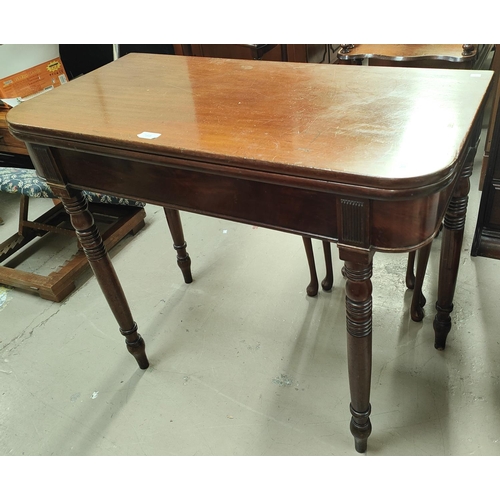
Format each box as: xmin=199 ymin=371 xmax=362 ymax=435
xmin=0 ymin=44 xmax=68 ymax=107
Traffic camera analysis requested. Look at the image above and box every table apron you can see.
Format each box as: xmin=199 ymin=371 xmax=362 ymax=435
xmin=29 ymin=143 xmax=455 ymax=252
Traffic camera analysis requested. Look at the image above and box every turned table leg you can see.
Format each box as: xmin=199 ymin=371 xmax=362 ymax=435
xmin=61 ymin=191 xmax=149 ymax=369
xmin=339 ymin=247 xmax=373 ymax=453
xmin=164 ymin=208 xmax=193 ymax=284
xmin=433 ymin=161 xmax=473 ymax=350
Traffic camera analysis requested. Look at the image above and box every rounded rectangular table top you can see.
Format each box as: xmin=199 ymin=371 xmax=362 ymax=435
xmin=7 ymin=53 xmax=493 ymax=192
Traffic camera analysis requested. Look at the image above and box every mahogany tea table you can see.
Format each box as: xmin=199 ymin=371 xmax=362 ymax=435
xmin=6 ymin=54 xmax=492 ymax=453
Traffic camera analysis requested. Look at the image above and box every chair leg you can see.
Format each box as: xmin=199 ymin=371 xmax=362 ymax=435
xmin=406 ymin=251 xmax=416 ymax=289
xmin=0 ymin=195 xmax=44 ymax=265
xmin=407 ymin=227 xmax=442 ymax=319
xmin=302 ymin=237 xmax=319 ymax=296
xmin=18 ymin=195 xmax=30 ymax=236
xmin=303 ymin=238 xmax=334 ymax=296
xmin=321 ymin=240 xmax=334 ymax=291
xmin=306 ymin=236 xmax=430 ymax=319
xmin=410 ymin=242 xmax=432 ymax=322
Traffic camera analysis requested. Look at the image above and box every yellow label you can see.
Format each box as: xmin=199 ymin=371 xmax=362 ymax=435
xmin=46 ymin=60 xmax=61 ymax=72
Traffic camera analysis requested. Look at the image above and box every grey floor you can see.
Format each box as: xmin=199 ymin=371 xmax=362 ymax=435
xmin=1 ymin=125 xmax=500 ymax=458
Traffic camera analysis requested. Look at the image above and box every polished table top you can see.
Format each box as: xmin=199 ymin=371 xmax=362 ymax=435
xmin=6 ymin=54 xmax=494 ymax=453
xmin=337 ymin=44 xmax=478 ymax=63
xmin=7 ymin=53 xmax=492 ymax=192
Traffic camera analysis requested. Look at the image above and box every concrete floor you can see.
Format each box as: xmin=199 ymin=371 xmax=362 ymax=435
xmin=1 ymin=126 xmax=500 ymax=458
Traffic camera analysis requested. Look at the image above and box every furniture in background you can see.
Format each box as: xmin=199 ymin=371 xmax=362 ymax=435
xmin=472 ymin=63 xmax=500 ymax=259
xmin=173 ymin=44 xmax=340 ymax=64
xmin=59 ymin=44 xmax=175 ymax=79
xmin=1 ymin=105 xmax=33 ymax=168
xmin=337 ymin=44 xmax=492 ymax=68
xmin=6 ymin=54 xmax=492 ymax=452
xmin=479 ymin=45 xmax=500 ymax=190
xmin=0 ymin=108 xmax=146 ymax=302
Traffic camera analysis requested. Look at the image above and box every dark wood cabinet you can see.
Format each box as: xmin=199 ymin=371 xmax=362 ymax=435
xmin=472 ymin=61 xmax=500 ymax=259
xmin=173 ymin=44 xmax=339 ymax=64
xmin=480 ymin=45 xmax=500 ymax=189
xmin=0 ymin=107 xmax=33 ymax=167
xmin=0 ymin=107 xmax=28 ymax=155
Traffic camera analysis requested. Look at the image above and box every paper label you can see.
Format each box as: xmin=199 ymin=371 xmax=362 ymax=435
xmin=137 ymin=131 xmax=161 ymax=139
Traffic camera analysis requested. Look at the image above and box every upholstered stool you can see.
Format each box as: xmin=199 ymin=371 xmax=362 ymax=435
xmin=0 ymin=167 xmax=146 ymax=301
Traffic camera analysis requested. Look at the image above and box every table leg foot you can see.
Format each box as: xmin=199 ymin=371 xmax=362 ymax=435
xmin=350 ymin=404 xmax=372 ymax=453
xmin=122 ymin=324 xmax=149 ymax=369
xmin=433 ymin=303 xmax=453 ymax=350
xmin=175 ymin=243 xmax=193 ymax=284
xmin=164 ymin=208 xmax=193 ymax=284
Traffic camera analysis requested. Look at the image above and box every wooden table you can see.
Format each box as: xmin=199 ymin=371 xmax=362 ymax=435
xmin=6 ymin=54 xmax=492 ymax=453
xmin=337 ymin=44 xmax=490 ymax=68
